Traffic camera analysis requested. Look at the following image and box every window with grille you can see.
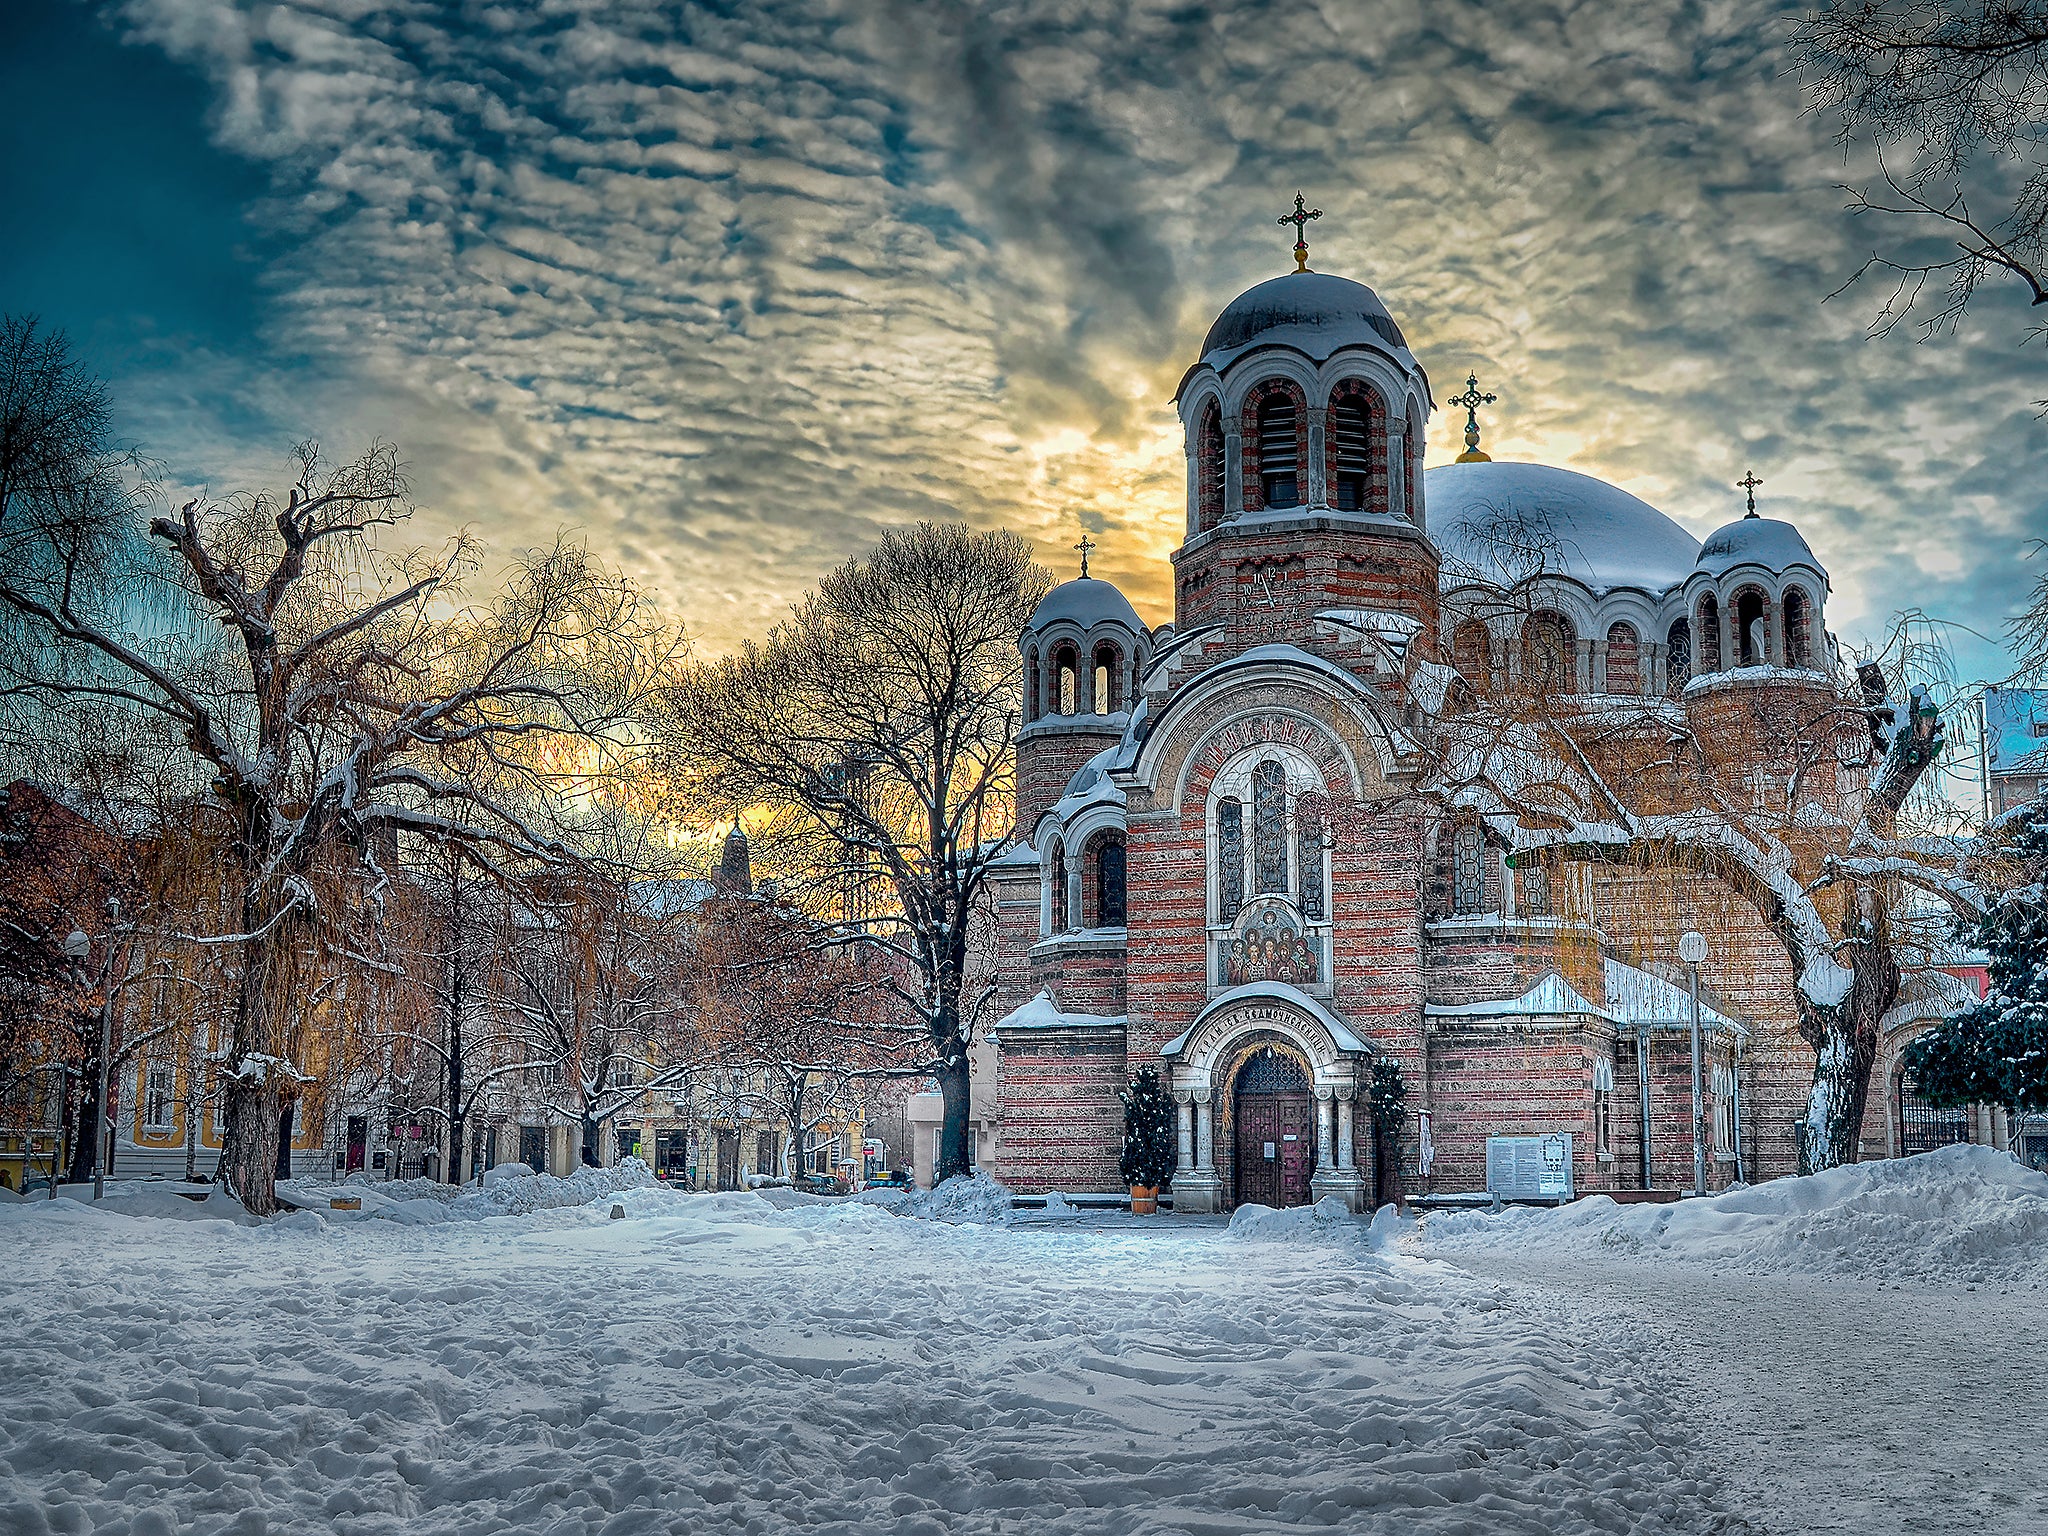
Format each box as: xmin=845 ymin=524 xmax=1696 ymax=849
xmin=1297 ymin=816 xmax=1324 ymax=921
xmin=1258 ymin=395 xmax=1299 ymax=508
xmin=1096 ymin=836 xmax=1127 ymax=928
xmin=1217 ymin=799 xmax=1245 ymax=921
xmin=1593 ymin=1055 xmax=1615 ymax=1157
xmin=1452 ymin=824 xmax=1485 ymax=913
xmin=1330 ymin=396 xmax=1370 ymax=511
xmin=1252 ymin=761 xmax=1288 ymax=895
xmin=1520 ymin=858 xmax=1551 ymax=916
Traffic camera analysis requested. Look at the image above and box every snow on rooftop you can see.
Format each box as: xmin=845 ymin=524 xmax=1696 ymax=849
xmin=1693 ymin=515 xmax=1826 ymax=581
xmin=1025 ymin=576 xmax=1145 ymax=634
xmin=993 ymin=989 xmax=1127 ymax=1033
xmin=1424 ymin=960 xmax=1744 ymax=1035
xmin=1428 ymin=461 xmax=1701 ymax=597
xmin=1197 ymin=271 xmax=1413 ymax=374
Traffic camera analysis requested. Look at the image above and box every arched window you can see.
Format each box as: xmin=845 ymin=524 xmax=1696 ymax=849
xmin=1217 ymin=798 xmax=1245 ymax=922
xmin=1732 ymin=586 xmax=1770 ymax=667
xmin=1297 ymin=814 xmax=1325 ymax=920
xmin=1092 ymin=640 xmax=1122 ymax=714
xmin=1024 ymin=648 xmax=1041 ymax=723
xmin=1329 ymin=395 xmax=1371 ymax=512
xmin=1257 ymin=393 xmax=1300 ymax=509
xmin=1452 ymin=824 xmax=1485 ymax=914
xmin=1252 ymin=760 xmax=1288 ymax=895
xmin=1452 ymin=620 xmax=1492 ymax=694
xmin=1053 ymin=643 xmax=1079 ymax=714
xmin=1195 ymin=400 xmax=1225 ymax=531
xmin=1520 ymin=857 xmax=1551 ymax=915
xmin=1093 ymin=832 xmax=1126 ymax=928
xmin=1604 ymin=622 xmax=1641 ymax=694
xmin=1050 ymin=841 xmax=1069 ymax=932
xmin=1520 ymin=611 xmax=1576 ymax=694
xmin=1783 ymin=586 xmax=1814 ymax=668
xmin=1696 ymin=595 xmax=1722 ymax=673
xmin=1665 ymin=618 xmax=1692 ymax=690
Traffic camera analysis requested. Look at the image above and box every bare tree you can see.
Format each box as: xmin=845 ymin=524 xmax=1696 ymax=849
xmin=663 ymin=523 xmax=1050 ymax=1183
xmin=1794 ymin=2 xmax=2048 ymax=350
xmin=0 ymin=341 xmax=673 ymax=1212
xmin=687 ymin=891 xmax=912 ymax=1183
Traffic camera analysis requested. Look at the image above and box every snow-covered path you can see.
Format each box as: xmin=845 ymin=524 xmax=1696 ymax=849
xmin=0 ymin=1191 xmax=1736 ymax=1536
xmin=1441 ymin=1255 xmax=2048 ymax=1536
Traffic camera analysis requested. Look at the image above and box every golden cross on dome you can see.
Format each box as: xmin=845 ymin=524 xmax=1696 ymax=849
xmin=1738 ymin=469 xmax=1764 ymax=518
xmin=1278 ymin=193 xmax=1322 ymax=273
xmin=1074 ymin=532 xmax=1095 ymax=578
xmin=1449 ymin=372 xmax=1497 ymax=463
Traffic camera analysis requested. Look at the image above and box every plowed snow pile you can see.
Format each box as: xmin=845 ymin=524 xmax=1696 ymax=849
xmin=895 ymin=1168 xmax=1014 ymax=1224
xmin=1423 ymin=1144 xmax=2048 ymax=1284
xmin=279 ymin=1156 xmax=671 ymax=1224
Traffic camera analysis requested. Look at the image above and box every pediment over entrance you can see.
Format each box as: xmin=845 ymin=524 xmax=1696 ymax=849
xmin=1160 ymin=980 xmax=1371 ymax=1097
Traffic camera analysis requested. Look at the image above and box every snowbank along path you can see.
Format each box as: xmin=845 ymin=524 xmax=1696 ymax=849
xmin=0 ymin=1179 xmax=1737 ymax=1536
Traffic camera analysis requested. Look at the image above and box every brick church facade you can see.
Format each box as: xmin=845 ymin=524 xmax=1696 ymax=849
xmin=979 ymin=256 xmax=1913 ymax=1211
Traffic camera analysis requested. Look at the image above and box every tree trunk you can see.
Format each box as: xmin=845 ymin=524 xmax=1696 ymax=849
xmin=218 ymin=1073 xmax=283 ymax=1213
xmin=935 ymin=1035 xmax=971 ymax=1183
xmin=217 ymin=883 xmax=293 ymax=1216
xmin=65 ymin=1076 xmax=98 ymax=1185
xmin=1798 ymin=938 xmax=1894 ymax=1174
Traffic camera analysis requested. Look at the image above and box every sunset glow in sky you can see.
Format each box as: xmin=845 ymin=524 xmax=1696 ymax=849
xmin=6 ymin=0 xmax=2044 ymax=673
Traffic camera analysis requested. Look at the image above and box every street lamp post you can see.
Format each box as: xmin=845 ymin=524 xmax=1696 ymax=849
xmin=64 ymin=924 xmax=114 ymax=1202
xmin=1679 ymin=930 xmax=1708 ymax=1197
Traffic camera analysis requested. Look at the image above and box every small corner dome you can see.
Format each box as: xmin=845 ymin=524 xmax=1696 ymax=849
xmin=1694 ymin=517 xmax=1827 ymax=584
xmin=1025 ymin=576 xmax=1144 ymax=635
xmin=1200 ymin=272 xmax=1409 ymax=367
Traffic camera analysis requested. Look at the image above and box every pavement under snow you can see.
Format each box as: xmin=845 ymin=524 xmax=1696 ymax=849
xmin=0 ymin=1144 xmax=2040 ymax=1535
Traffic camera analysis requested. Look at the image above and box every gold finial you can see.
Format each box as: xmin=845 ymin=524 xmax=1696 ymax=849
xmin=1074 ymin=532 xmax=1095 ymax=578
xmin=1737 ymin=469 xmax=1763 ymax=518
xmin=1278 ymin=193 xmax=1322 ymax=273
xmin=1449 ymin=372 xmax=1497 ymax=463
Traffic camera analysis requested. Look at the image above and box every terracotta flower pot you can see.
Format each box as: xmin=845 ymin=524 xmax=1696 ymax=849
xmin=1129 ymin=1184 xmax=1158 ymax=1214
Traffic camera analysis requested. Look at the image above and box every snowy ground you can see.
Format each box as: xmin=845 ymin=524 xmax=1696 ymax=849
xmin=1 ymin=1147 xmax=2040 ymax=1535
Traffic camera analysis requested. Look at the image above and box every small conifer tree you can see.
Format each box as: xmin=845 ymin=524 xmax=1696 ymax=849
xmin=1118 ymin=1067 xmax=1179 ymax=1189
xmin=1904 ymin=798 xmax=2048 ymax=1115
xmin=1368 ymin=1057 xmax=1408 ymax=1205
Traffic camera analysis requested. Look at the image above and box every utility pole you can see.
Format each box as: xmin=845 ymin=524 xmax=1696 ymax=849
xmin=1680 ymin=930 xmax=1708 ymax=1196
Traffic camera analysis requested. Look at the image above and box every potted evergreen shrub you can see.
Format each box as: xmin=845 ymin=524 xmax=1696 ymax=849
xmin=1119 ymin=1067 xmax=1178 ymax=1214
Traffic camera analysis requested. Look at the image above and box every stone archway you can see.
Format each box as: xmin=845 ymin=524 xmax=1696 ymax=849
xmin=1161 ymin=982 xmax=1371 ymax=1213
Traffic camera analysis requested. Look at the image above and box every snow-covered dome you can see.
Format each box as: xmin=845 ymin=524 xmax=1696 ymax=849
xmin=1025 ymin=576 xmax=1144 ymax=635
xmin=1199 ymin=272 xmax=1410 ymax=369
xmin=1694 ymin=516 xmax=1827 ymax=584
xmin=1427 ymin=461 xmax=1701 ymax=596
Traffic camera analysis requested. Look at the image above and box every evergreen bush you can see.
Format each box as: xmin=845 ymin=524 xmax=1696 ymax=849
xmin=1118 ymin=1067 xmax=1179 ymax=1189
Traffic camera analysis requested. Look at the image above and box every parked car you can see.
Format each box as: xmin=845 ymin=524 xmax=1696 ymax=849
xmin=792 ymin=1170 xmax=846 ymax=1197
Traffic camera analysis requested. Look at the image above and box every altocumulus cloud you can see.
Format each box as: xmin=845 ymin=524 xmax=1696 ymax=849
xmin=108 ymin=0 xmax=2048 ymax=662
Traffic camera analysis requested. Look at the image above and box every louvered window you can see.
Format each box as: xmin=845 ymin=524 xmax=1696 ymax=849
xmin=1258 ymin=395 xmax=1299 ymax=508
xmin=1050 ymin=843 xmax=1069 ymax=932
xmin=1331 ymin=397 xmax=1370 ymax=512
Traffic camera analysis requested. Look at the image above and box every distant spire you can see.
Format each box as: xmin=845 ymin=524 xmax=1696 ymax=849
xmin=1449 ymin=372 xmax=1497 ymax=463
xmin=715 ymin=824 xmax=753 ymax=895
xmin=1074 ymin=532 xmax=1095 ymax=578
xmin=1737 ymin=469 xmax=1763 ymax=518
xmin=1278 ymin=192 xmax=1323 ymax=273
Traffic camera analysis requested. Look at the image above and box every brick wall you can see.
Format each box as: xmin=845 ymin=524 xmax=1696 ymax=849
xmin=994 ymin=1028 xmax=1128 ymax=1193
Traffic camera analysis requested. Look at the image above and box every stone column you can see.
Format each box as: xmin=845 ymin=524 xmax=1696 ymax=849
xmin=1386 ymin=424 xmax=1406 ymax=519
xmin=1223 ymin=432 xmax=1244 ymax=520
xmin=1306 ymin=407 xmax=1328 ymax=508
xmin=1591 ymin=638 xmax=1609 ymax=695
xmin=1316 ymin=1089 xmax=1334 ymax=1168
xmin=1336 ymin=1093 xmax=1355 ymax=1171
xmin=1176 ymin=1093 xmax=1195 ymax=1171
xmin=1196 ymin=1096 xmax=1214 ymax=1169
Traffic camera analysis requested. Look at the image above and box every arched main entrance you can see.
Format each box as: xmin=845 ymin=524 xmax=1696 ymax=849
xmin=1230 ymin=1044 xmax=1314 ymax=1209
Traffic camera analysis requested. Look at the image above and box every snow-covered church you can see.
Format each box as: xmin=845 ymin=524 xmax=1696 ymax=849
xmin=975 ymin=233 xmax=1932 ymax=1211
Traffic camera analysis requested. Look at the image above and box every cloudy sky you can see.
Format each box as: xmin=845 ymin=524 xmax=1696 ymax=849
xmin=4 ymin=0 xmax=2043 ymax=678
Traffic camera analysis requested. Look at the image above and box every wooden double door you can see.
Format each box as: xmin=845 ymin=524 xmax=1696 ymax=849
xmin=1234 ymin=1091 xmax=1314 ymax=1209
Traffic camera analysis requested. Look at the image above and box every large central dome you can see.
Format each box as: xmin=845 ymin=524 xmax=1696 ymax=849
xmin=1428 ymin=462 xmax=1701 ymax=596
xmin=1200 ymin=272 xmax=1409 ymax=366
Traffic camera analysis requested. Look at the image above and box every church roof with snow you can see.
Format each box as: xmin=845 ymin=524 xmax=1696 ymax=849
xmin=1427 ymin=461 xmax=1702 ymax=597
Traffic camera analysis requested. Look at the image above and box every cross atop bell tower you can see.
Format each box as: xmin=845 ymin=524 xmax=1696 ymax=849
xmin=1074 ymin=532 xmax=1095 ymax=578
xmin=1278 ymin=193 xmax=1322 ymax=273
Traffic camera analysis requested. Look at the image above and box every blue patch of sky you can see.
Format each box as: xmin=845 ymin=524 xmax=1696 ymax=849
xmin=0 ymin=3 xmax=270 ymax=363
